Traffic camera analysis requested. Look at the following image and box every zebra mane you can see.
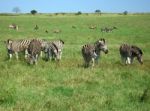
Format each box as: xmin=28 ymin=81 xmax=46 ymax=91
xmin=52 ymin=42 xmax=59 ymax=53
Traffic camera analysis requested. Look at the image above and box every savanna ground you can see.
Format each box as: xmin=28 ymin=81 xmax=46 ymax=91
xmin=0 ymin=13 xmax=150 ymax=111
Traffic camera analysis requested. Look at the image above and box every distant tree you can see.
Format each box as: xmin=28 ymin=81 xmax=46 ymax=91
xmin=76 ymin=11 xmax=82 ymax=15
xmin=61 ymin=12 xmax=65 ymax=15
xmin=55 ymin=13 xmax=59 ymax=15
xmin=12 ymin=7 xmax=21 ymax=13
xmin=31 ymin=10 xmax=37 ymax=15
xmin=123 ymin=11 xmax=128 ymax=15
xmin=95 ymin=9 xmax=101 ymax=15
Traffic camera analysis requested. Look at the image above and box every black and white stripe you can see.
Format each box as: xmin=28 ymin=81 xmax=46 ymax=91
xmin=6 ymin=39 xmax=31 ymax=60
xmin=120 ymin=44 xmax=143 ymax=65
xmin=82 ymin=38 xmax=108 ymax=68
xmin=44 ymin=39 xmax=64 ymax=61
xmin=6 ymin=38 xmax=45 ymax=60
xmin=101 ymin=26 xmax=117 ymax=33
xmin=27 ymin=39 xmax=42 ymax=65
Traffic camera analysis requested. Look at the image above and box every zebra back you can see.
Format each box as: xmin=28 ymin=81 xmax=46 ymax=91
xmin=7 ymin=38 xmax=45 ymax=53
xmin=52 ymin=39 xmax=64 ymax=52
xmin=6 ymin=39 xmax=31 ymax=53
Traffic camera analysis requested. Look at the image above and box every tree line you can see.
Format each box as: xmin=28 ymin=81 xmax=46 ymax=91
xmin=12 ymin=7 xmax=128 ymax=15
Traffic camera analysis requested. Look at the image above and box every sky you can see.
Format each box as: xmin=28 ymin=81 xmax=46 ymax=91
xmin=0 ymin=0 xmax=150 ymax=13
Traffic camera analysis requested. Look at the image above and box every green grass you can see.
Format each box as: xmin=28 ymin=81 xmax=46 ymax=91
xmin=0 ymin=14 xmax=150 ymax=111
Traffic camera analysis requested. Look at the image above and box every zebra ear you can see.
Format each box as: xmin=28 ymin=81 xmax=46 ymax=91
xmin=60 ymin=39 xmax=64 ymax=44
xmin=7 ymin=39 xmax=13 ymax=44
xmin=98 ymin=39 xmax=103 ymax=43
xmin=103 ymin=39 xmax=105 ymax=43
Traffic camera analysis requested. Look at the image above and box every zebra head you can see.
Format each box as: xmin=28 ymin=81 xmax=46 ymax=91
xmin=6 ymin=39 xmax=13 ymax=54
xmin=95 ymin=38 xmax=108 ymax=54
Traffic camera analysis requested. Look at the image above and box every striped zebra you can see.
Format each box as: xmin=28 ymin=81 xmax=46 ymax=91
xmin=120 ymin=44 xmax=143 ymax=65
xmin=27 ymin=39 xmax=42 ymax=65
xmin=82 ymin=38 xmax=108 ymax=68
xmin=6 ymin=38 xmax=46 ymax=60
xmin=44 ymin=39 xmax=64 ymax=61
xmin=101 ymin=26 xmax=117 ymax=33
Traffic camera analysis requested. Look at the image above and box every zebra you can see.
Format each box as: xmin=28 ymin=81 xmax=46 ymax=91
xmin=9 ymin=24 xmax=18 ymax=31
xmin=120 ymin=44 xmax=143 ymax=65
xmin=101 ymin=26 xmax=117 ymax=33
xmin=27 ymin=39 xmax=42 ymax=65
xmin=6 ymin=39 xmax=31 ymax=60
xmin=6 ymin=38 xmax=46 ymax=60
xmin=94 ymin=39 xmax=108 ymax=64
xmin=82 ymin=38 xmax=108 ymax=68
xmin=44 ymin=39 xmax=64 ymax=61
xmin=44 ymin=42 xmax=59 ymax=61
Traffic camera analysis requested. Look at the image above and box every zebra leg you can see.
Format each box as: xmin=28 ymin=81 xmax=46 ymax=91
xmin=9 ymin=54 xmax=13 ymax=60
xmin=127 ymin=57 xmax=131 ymax=64
xmin=95 ymin=55 xmax=99 ymax=64
xmin=25 ymin=49 xmax=28 ymax=59
xmin=35 ymin=54 xmax=38 ymax=65
xmin=15 ymin=52 xmax=19 ymax=60
xmin=48 ymin=51 xmax=52 ymax=61
xmin=40 ymin=51 xmax=43 ymax=57
xmin=131 ymin=57 xmax=134 ymax=64
xmin=59 ymin=51 xmax=62 ymax=60
xmin=84 ymin=61 xmax=88 ymax=68
xmin=91 ymin=58 xmax=95 ymax=68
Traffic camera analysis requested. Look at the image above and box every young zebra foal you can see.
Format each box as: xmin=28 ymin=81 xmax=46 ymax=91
xmin=82 ymin=38 xmax=108 ymax=68
xmin=119 ymin=44 xmax=143 ymax=65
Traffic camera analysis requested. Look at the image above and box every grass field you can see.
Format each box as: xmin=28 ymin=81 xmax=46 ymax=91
xmin=0 ymin=14 xmax=150 ymax=111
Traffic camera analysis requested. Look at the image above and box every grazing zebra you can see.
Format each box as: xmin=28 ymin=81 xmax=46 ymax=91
xmin=101 ymin=26 xmax=117 ymax=33
xmin=119 ymin=44 xmax=143 ymax=65
xmin=27 ymin=39 xmax=42 ymax=65
xmin=6 ymin=38 xmax=46 ymax=60
xmin=44 ymin=42 xmax=59 ymax=61
xmin=44 ymin=39 xmax=64 ymax=61
xmin=82 ymin=38 xmax=108 ymax=68
xmin=6 ymin=39 xmax=31 ymax=60
xmin=9 ymin=24 xmax=18 ymax=31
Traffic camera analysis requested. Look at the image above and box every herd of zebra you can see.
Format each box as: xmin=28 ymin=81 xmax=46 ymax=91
xmin=9 ymin=23 xmax=117 ymax=34
xmin=82 ymin=38 xmax=143 ymax=68
xmin=5 ymin=38 xmax=143 ymax=67
xmin=6 ymin=38 xmax=64 ymax=64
